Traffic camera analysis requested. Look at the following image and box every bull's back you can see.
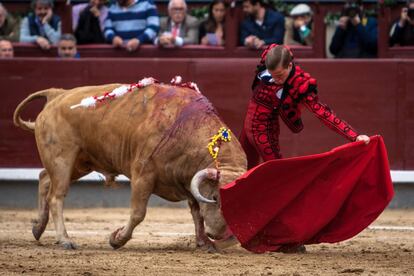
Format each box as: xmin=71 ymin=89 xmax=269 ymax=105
xmin=36 ymin=84 xmax=211 ymax=174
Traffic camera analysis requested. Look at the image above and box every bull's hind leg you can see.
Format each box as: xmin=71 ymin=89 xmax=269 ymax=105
xmin=188 ymin=199 xmax=217 ymax=252
xmin=110 ymin=171 xmax=155 ymax=249
xmin=32 ymin=169 xmax=51 ymax=240
xmin=44 ymin=148 xmax=85 ymax=249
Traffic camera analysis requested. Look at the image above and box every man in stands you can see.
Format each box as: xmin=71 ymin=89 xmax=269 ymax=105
xmin=240 ymin=0 xmax=284 ymax=49
xmin=57 ymin=34 xmax=79 ymax=58
xmin=0 ymin=39 xmax=13 ymax=58
xmin=284 ymin=4 xmax=313 ymax=46
xmin=155 ymin=0 xmax=199 ymax=47
xmin=389 ymin=0 xmax=414 ymax=46
xmin=104 ymin=0 xmax=160 ymax=52
xmin=0 ymin=2 xmax=20 ymax=42
xmin=20 ymin=0 xmax=61 ymax=50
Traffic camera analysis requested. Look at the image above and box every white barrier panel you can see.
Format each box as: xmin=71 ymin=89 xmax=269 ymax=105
xmin=0 ymin=168 xmax=414 ymax=183
xmin=0 ymin=168 xmax=129 ymax=182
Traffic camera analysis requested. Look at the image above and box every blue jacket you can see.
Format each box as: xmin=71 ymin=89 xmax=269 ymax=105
xmin=239 ymin=9 xmax=285 ymax=46
xmin=27 ymin=13 xmax=60 ymax=37
xmin=329 ymin=17 xmax=377 ymax=58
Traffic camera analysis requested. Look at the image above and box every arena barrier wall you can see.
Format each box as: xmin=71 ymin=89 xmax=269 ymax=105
xmin=1 ymin=58 xmax=413 ymax=170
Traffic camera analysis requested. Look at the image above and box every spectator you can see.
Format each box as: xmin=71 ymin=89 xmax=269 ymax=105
xmin=0 ymin=3 xmax=20 ymax=42
xmin=329 ymin=0 xmax=377 ymax=58
xmin=20 ymin=0 xmax=61 ymax=50
xmin=240 ymin=0 xmax=284 ymax=49
xmin=156 ymin=0 xmax=198 ymax=47
xmin=284 ymin=4 xmax=313 ymax=46
xmin=199 ymin=0 xmax=227 ymax=46
xmin=0 ymin=39 xmax=13 ymax=58
xmin=104 ymin=0 xmax=160 ymax=52
xmin=57 ymin=34 xmax=79 ymax=58
xmin=389 ymin=0 xmax=414 ymax=46
xmin=73 ymin=0 xmax=108 ymax=44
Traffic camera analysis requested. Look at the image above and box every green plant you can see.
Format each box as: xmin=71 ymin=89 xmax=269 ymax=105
xmin=383 ymin=0 xmax=398 ymax=7
xmin=190 ymin=5 xmax=209 ymax=20
xmin=325 ymin=11 xmax=341 ymax=25
xmin=267 ymin=0 xmax=294 ymax=16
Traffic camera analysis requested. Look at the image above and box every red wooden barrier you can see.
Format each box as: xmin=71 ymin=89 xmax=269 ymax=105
xmin=12 ymin=43 xmax=315 ymax=58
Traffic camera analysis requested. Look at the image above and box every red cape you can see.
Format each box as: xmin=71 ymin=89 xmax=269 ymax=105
xmin=220 ymin=136 xmax=394 ymax=253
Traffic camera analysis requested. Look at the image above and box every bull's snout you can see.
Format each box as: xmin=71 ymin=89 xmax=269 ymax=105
xmin=206 ymin=226 xmax=233 ymax=241
xmin=206 ymin=227 xmax=238 ymax=250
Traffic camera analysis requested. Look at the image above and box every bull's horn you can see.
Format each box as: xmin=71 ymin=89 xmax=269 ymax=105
xmin=190 ymin=168 xmax=218 ymax=204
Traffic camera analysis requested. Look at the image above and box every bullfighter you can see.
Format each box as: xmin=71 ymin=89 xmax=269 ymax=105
xmin=240 ymin=44 xmax=371 ymax=169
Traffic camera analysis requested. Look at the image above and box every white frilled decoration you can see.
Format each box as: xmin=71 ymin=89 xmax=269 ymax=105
xmin=70 ymin=76 xmax=201 ymax=110
xmin=70 ymin=77 xmax=157 ymax=109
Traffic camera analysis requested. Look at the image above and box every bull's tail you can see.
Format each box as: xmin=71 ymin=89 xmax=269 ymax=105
xmin=13 ymin=88 xmax=65 ymax=132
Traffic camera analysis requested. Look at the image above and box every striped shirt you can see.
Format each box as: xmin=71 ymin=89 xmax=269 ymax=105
xmin=104 ymin=0 xmax=159 ymax=44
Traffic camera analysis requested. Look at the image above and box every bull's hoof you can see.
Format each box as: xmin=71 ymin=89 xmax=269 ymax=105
xmin=109 ymin=227 xmax=130 ymax=249
xmin=32 ymin=222 xmax=47 ymax=241
xmin=196 ymin=238 xmax=219 ymax=253
xmin=206 ymin=244 xmax=219 ymax=253
xmin=56 ymin=240 xmax=78 ymax=250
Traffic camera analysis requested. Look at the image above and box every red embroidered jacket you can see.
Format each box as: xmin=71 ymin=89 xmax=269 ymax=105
xmin=252 ymin=59 xmax=359 ymax=142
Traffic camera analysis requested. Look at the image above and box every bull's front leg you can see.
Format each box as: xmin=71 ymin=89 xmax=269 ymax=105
xmin=110 ymin=172 xmax=154 ymax=249
xmin=188 ymin=199 xmax=217 ymax=253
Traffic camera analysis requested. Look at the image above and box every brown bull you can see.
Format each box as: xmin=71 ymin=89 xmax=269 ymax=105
xmin=13 ymin=82 xmax=247 ymax=251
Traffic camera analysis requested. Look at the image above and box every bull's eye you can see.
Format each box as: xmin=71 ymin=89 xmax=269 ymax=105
xmin=212 ymin=196 xmax=218 ymax=201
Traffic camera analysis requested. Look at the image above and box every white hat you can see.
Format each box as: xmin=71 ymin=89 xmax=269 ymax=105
xmin=290 ymin=4 xmax=312 ymax=16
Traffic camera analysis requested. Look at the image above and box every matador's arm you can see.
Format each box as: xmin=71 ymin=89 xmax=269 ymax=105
xmin=302 ymin=92 xmax=359 ymax=142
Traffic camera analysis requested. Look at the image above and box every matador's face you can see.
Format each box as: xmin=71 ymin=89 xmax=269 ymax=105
xmin=269 ymin=62 xmax=293 ymax=85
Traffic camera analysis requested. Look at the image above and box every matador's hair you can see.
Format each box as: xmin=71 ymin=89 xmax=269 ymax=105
xmin=264 ymin=45 xmax=294 ymax=70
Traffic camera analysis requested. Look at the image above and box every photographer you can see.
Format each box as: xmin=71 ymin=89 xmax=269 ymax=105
xmin=389 ymin=0 xmax=414 ymax=46
xmin=329 ymin=0 xmax=377 ymax=58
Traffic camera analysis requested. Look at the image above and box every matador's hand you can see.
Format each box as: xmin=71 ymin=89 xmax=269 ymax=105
xmin=356 ymin=135 xmax=370 ymax=145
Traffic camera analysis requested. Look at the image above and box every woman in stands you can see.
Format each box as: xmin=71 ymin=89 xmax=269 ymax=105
xmin=199 ymin=0 xmax=227 ymax=46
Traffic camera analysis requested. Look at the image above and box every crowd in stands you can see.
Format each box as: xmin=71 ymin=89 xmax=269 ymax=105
xmin=0 ymin=0 xmax=414 ymax=59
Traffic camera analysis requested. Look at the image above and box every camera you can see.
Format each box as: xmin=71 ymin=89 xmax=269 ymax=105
xmin=342 ymin=4 xmax=360 ymax=18
xmin=408 ymin=8 xmax=414 ymax=20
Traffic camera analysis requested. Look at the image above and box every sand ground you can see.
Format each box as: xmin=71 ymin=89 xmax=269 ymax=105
xmin=0 ymin=207 xmax=413 ymax=275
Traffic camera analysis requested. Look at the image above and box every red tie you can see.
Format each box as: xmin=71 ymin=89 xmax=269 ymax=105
xmin=172 ymin=24 xmax=179 ymax=38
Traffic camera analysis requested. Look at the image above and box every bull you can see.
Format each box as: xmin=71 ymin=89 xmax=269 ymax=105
xmin=13 ymin=79 xmax=247 ymax=251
